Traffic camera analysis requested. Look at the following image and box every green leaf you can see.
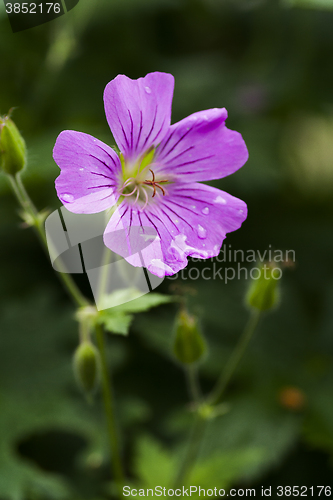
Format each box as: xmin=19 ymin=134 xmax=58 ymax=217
xmin=97 ymin=311 xmax=134 ymax=335
xmin=205 ymin=397 xmax=300 ymax=478
xmin=132 ymin=435 xmax=264 ymax=494
xmin=113 ymin=292 xmax=175 ymax=313
xmin=98 ymin=288 xmax=144 ymax=310
xmin=97 ymin=289 xmax=175 ymax=335
xmin=134 ymin=436 xmax=177 ymax=487
xmin=100 ymin=288 xmax=175 ymax=313
xmin=189 ymin=448 xmax=265 ymax=493
xmin=166 ymin=393 xmax=300 ymax=484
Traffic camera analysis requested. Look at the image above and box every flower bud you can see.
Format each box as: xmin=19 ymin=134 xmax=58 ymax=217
xmin=173 ymin=309 xmax=206 ymax=364
xmin=73 ymin=341 xmax=101 ymax=395
xmin=246 ymin=262 xmax=281 ymax=311
xmin=0 ymin=114 xmax=27 ymax=176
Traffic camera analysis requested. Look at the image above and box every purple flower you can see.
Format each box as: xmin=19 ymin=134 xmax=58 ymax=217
xmin=53 ymin=72 xmax=248 ymax=278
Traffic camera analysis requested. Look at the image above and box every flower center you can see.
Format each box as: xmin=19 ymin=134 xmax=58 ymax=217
xmin=120 ymin=169 xmax=168 ymax=210
xmin=119 ymin=149 xmax=169 ymax=210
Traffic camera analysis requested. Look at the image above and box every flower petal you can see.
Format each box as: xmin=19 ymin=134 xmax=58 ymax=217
xmin=54 ymin=130 xmax=121 ymax=214
xmin=154 ymin=108 xmax=248 ymax=182
xmin=103 ymin=72 xmax=174 ymax=160
xmin=103 ymin=183 xmax=247 ymax=277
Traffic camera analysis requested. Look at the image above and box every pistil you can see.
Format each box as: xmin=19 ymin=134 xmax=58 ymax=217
xmin=143 ymin=169 xmax=168 ymax=197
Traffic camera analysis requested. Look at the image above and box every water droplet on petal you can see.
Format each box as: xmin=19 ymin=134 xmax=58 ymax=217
xmin=61 ymin=193 xmax=74 ymax=203
xmin=79 ymin=168 xmax=84 ymax=172
xmin=214 ymin=196 xmax=227 ymax=205
xmin=239 ymin=209 xmax=244 ymax=213
xmin=197 ymin=224 xmax=207 ymax=239
xmin=201 ymin=207 xmax=209 ymax=215
xmin=191 ymin=205 xmax=196 ymax=209
xmin=144 ymin=86 xmax=151 ymax=94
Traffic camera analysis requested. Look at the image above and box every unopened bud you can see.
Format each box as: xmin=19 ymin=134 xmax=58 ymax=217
xmin=73 ymin=341 xmax=101 ymax=395
xmin=246 ymin=262 xmax=281 ymax=311
xmin=173 ymin=309 xmax=206 ymax=364
xmin=0 ymin=113 xmax=27 ymax=175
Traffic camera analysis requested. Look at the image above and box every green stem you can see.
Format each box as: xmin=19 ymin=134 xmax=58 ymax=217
xmin=173 ymin=413 xmax=206 ymax=488
xmin=174 ymin=309 xmax=261 ymax=487
xmin=8 ymin=173 xmax=89 ymax=308
xmin=95 ymin=324 xmax=124 ymax=495
xmin=55 ymin=267 xmax=89 ymax=308
xmin=186 ymin=365 xmax=201 ymax=404
xmin=97 ymin=245 xmax=113 ymax=304
xmin=79 ymin=318 xmax=91 ymax=343
xmin=8 ymin=174 xmax=26 ymax=208
xmin=173 ymin=366 xmax=203 ymax=488
xmin=207 ymin=309 xmax=261 ymax=406
xmin=9 ymin=173 xmax=124 ymax=491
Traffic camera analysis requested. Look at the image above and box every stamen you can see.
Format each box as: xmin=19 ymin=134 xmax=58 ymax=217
xmin=134 ymin=186 xmax=140 ymax=204
xmin=120 ymin=177 xmax=137 ymax=197
xmin=141 ymin=187 xmax=149 ymax=210
xmin=122 ymin=185 xmax=138 ymax=197
xmin=122 ymin=177 xmax=135 ymax=188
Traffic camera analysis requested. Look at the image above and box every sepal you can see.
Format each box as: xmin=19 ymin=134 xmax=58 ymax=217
xmin=173 ymin=309 xmax=206 ymax=364
xmin=0 ymin=113 xmax=26 ymax=176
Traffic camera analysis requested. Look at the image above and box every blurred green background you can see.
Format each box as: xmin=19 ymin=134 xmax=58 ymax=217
xmin=1 ymin=0 xmax=333 ymax=498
